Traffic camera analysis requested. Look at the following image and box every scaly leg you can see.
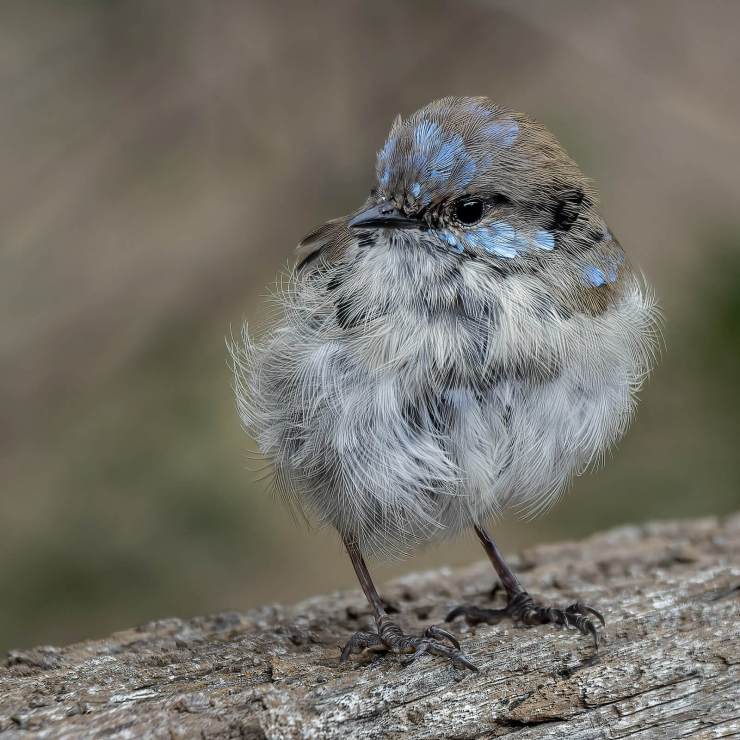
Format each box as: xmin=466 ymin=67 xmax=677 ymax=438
xmin=340 ymin=536 xmax=478 ymax=671
xmin=446 ymin=525 xmax=605 ymax=647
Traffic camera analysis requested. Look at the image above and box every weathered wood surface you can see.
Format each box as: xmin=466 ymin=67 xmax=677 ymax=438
xmin=1 ymin=516 xmax=738 ymax=739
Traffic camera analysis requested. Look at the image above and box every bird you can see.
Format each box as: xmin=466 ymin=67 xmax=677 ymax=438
xmin=230 ymin=96 xmax=660 ymax=671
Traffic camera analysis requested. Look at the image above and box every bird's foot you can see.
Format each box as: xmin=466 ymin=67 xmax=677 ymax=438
xmin=446 ymin=589 xmax=605 ymax=648
xmin=340 ymin=616 xmax=478 ymax=671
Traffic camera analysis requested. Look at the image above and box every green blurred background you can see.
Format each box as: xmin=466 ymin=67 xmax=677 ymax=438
xmin=1 ymin=0 xmax=739 ymax=654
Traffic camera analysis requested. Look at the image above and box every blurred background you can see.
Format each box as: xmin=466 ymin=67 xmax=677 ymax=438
xmin=2 ymin=0 xmax=739 ymax=654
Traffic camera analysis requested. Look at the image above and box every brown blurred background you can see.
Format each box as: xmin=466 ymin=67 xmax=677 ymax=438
xmin=2 ymin=0 xmax=739 ymax=654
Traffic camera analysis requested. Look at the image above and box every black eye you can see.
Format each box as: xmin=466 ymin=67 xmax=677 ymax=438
xmin=454 ymin=199 xmax=484 ymax=225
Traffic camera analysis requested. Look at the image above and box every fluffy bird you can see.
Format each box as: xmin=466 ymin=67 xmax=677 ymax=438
xmin=231 ymin=97 xmax=659 ymax=670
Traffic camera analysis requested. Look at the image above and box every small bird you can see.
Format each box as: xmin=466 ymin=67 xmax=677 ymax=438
xmin=231 ymin=97 xmax=659 ymax=671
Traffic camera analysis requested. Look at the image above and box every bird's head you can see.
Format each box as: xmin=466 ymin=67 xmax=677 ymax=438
xmin=349 ymin=96 xmax=602 ymax=269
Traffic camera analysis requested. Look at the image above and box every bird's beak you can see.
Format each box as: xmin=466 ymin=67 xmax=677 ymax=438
xmin=348 ymin=202 xmax=421 ymax=230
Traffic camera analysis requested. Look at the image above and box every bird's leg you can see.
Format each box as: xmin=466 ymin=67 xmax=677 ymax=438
xmin=339 ymin=535 xmax=478 ymax=671
xmin=446 ymin=525 xmax=605 ymax=647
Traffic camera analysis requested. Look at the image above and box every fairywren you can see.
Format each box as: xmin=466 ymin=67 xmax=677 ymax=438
xmin=231 ymin=97 xmax=659 ymax=671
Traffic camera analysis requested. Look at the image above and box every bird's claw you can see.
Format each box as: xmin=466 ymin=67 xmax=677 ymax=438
xmin=423 ymin=624 xmax=460 ymax=650
xmin=446 ymin=591 xmax=605 ymax=648
xmin=340 ymin=617 xmax=477 ymax=671
xmin=568 ymin=601 xmax=606 ymax=627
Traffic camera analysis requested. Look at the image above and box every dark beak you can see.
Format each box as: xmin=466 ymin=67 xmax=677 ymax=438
xmin=348 ymin=202 xmax=421 ymax=230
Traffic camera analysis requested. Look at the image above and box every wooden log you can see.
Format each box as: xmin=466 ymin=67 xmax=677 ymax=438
xmin=1 ymin=515 xmax=738 ymax=739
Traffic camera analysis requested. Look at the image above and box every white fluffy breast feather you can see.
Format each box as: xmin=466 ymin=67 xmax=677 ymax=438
xmin=231 ymin=234 xmax=659 ymax=559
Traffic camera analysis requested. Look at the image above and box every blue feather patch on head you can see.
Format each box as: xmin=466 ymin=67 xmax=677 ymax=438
xmin=488 ymin=244 xmax=518 ymax=259
xmin=431 ymin=137 xmax=461 ymax=172
xmin=463 ymin=100 xmax=493 ymax=118
xmin=429 ymin=133 xmax=473 ymax=186
xmin=414 ymin=120 xmax=443 ymax=151
xmin=490 ymin=221 xmax=516 ymax=242
xmin=457 ymin=157 xmax=477 ymax=188
xmin=484 ymin=120 xmax=519 ymax=148
xmin=489 ymin=221 xmax=527 ymax=257
xmin=461 ymin=229 xmax=484 ymax=251
xmin=442 ymin=230 xmax=464 ymax=253
xmin=379 ymin=136 xmax=396 ymax=164
xmin=462 ymin=221 xmax=526 ymax=258
xmin=377 ymin=117 xmax=481 ymax=193
xmin=409 ymin=120 xmax=478 ymax=189
xmin=377 ymin=135 xmax=397 ymax=187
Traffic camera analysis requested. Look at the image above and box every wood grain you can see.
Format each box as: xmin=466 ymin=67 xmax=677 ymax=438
xmin=2 ymin=515 xmax=738 ymax=739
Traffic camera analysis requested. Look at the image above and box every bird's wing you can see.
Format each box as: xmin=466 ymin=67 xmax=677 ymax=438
xmin=295 ymin=217 xmax=353 ymax=271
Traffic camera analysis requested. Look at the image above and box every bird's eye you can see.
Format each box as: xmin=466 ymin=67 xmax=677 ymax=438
xmin=454 ymin=199 xmax=484 ymax=226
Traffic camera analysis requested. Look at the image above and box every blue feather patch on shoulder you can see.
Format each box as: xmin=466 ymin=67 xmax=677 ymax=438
xmin=583 ymin=261 xmax=619 ymax=287
xmin=583 ymin=265 xmax=607 ymax=286
xmin=533 ymin=229 xmax=555 ymax=250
